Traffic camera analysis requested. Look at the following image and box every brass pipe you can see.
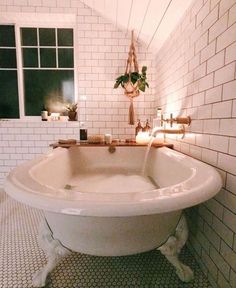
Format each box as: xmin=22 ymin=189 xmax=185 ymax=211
xmin=152 ymin=127 xmax=185 ymax=135
xmin=175 ymin=116 xmax=191 ymax=126
xmin=152 ymin=126 xmax=186 ymax=139
xmin=160 ymin=128 xmax=185 ymax=134
xmin=162 ymin=115 xmax=191 ymax=127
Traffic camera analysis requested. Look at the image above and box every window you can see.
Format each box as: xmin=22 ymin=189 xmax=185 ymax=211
xmin=0 ymin=22 xmax=75 ymax=119
xmin=21 ymin=27 xmax=74 ymax=116
xmin=0 ymin=25 xmax=19 ymax=118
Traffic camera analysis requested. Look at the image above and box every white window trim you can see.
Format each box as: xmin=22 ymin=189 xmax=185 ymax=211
xmin=0 ymin=12 xmax=78 ymax=121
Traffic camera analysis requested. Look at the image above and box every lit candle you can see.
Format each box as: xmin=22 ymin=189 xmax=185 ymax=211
xmin=155 ymin=132 xmax=164 ymax=143
xmin=135 ymin=131 xmax=151 ymax=144
xmin=50 ymin=113 xmax=60 ymax=121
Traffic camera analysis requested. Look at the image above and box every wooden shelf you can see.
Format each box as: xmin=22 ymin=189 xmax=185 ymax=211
xmin=50 ymin=141 xmax=173 ymax=149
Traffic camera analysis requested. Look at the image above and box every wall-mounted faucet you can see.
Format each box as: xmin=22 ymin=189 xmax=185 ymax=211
xmin=151 ymin=126 xmax=186 ymax=138
xmin=161 ymin=114 xmax=191 ymax=127
xmin=152 ymin=112 xmax=191 ymax=139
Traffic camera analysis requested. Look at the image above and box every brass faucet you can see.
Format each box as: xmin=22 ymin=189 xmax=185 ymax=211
xmin=161 ymin=114 xmax=191 ymax=127
xmin=152 ymin=115 xmax=191 ymax=139
xmin=152 ymin=126 xmax=186 ymax=138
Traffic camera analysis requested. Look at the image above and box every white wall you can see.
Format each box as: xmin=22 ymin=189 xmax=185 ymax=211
xmin=0 ymin=0 xmax=156 ymax=186
xmin=0 ymin=0 xmax=156 ymax=136
xmin=155 ymin=0 xmax=236 ymax=287
xmin=2 ymin=1 xmax=236 ymax=287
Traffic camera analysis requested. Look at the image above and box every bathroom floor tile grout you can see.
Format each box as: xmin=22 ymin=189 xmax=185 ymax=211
xmin=0 ymin=190 xmax=212 ymax=288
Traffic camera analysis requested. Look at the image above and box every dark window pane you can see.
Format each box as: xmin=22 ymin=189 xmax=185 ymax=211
xmin=22 ymin=48 xmax=38 ymax=67
xmin=21 ymin=28 xmax=37 ymax=46
xmin=24 ymin=70 xmax=74 ymax=116
xmin=0 ymin=25 xmax=15 ymax=47
xmin=39 ymin=28 xmax=55 ymax=46
xmin=0 ymin=70 xmax=19 ymax=118
xmin=58 ymin=29 xmax=73 ymax=46
xmin=0 ymin=49 xmax=17 ymax=68
xmin=40 ymin=48 xmax=56 ymax=68
xmin=58 ymin=48 xmax=73 ymax=68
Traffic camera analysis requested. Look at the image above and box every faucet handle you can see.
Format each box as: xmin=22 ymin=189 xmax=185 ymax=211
xmin=170 ymin=113 xmax=174 ymax=127
xmin=161 ymin=114 xmax=164 ymax=127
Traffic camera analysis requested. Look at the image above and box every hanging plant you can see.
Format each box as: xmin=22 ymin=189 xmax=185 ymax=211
xmin=113 ymin=31 xmax=149 ymax=125
xmin=114 ymin=66 xmax=149 ymax=93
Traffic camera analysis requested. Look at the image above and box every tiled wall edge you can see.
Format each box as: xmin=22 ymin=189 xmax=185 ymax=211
xmin=155 ymin=0 xmax=236 ymax=287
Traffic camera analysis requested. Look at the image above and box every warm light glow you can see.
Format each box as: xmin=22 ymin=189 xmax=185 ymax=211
xmin=155 ymin=132 xmax=164 ymax=143
xmin=136 ymin=131 xmax=150 ymax=144
xmin=80 ymin=95 xmax=87 ymax=101
xmin=50 ymin=113 xmax=60 ymax=121
xmin=165 ymin=99 xmax=181 ymax=116
xmin=46 ymin=96 xmax=66 ymax=114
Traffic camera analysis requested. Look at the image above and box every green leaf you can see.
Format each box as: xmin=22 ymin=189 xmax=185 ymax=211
xmin=115 ymin=75 xmax=123 ymax=82
xmin=139 ymin=82 xmax=145 ymax=92
xmin=114 ymin=82 xmax=120 ymax=88
xmin=123 ymin=74 xmax=129 ymax=83
xmin=131 ymin=72 xmax=139 ymax=77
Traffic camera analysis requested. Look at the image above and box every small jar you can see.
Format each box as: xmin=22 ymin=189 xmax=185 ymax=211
xmin=41 ymin=110 xmax=48 ymax=121
xmin=105 ymin=134 xmax=112 ymax=144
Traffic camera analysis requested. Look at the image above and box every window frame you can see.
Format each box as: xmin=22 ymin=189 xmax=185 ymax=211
xmin=0 ymin=13 xmax=78 ymax=120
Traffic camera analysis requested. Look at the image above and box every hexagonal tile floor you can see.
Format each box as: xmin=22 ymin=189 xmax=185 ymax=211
xmin=0 ymin=190 xmax=212 ymax=288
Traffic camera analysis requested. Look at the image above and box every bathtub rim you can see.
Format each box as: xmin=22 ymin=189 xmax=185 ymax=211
xmin=4 ymin=147 xmax=222 ymax=217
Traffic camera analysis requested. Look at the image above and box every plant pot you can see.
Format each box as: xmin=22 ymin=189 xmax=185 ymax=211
xmin=124 ymin=80 xmax=140 ymax=97
xmin=68 ymin=111 xmax=77 ymax=121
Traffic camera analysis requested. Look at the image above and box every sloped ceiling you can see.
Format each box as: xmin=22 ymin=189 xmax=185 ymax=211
xmin=80 ymin=0 xmax=193 ymax=53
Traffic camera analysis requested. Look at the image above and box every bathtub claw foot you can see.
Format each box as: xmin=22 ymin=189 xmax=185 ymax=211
xmin=158 ymin=214 xmax=194 ymax=283
xmin=32 ymin=219 xmax=71 ymax=287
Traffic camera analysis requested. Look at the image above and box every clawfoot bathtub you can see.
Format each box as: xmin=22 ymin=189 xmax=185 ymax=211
xmin=4 ymin=146 xmax=222 ymax=287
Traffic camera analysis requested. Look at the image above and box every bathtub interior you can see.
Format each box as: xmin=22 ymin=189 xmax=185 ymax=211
xmin=29 ymin=149 xmax=74 ymax=189
xmin=29 ymin=146 xmax=193 ymax=193
xmin=146 ymin=148 xmax=193 ymax=188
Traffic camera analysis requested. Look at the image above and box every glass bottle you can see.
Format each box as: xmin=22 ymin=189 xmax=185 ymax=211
xmin=80 ymin=122 xmax=88 ymax=141
xmin=135 ymin=119 xmax=143 ymax=136
xmin=143 ymin=119 xmax=151 ymax=133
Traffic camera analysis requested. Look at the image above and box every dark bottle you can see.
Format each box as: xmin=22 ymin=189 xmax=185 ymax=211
xmin=80 ymin=122 xmax=87 ymax=141
xmin=143 ymin=119 xmax=151 ymax=133
xmin=135 ymin=119 xmax=143 ymax=136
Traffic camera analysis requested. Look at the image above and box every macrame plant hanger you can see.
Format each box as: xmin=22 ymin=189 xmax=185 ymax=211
xmin=124 ymin=30 xmax=140 ymax=125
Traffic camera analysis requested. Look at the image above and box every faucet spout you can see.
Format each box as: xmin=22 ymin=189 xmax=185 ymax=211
xmin=151 ymin=126 xmax=185 ymax=138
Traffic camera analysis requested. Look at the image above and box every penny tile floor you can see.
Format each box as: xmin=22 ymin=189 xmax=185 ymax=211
xmin=0 ymin=190 xmax=212 ymax=288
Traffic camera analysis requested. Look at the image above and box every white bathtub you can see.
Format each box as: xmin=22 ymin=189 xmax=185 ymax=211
xmin=4 ymin=146 xmax=222 ymax=286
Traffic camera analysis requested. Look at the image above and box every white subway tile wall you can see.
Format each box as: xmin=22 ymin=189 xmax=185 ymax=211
xmin=0 ymin=121 xmax=80 ymax=186
xmin=0 ymin=1 xmax=156 ymax=184
xmin=155 ymin=0 xmax=236 ymax=287
xmin=0 ymin=0 xmax=236 ymax=287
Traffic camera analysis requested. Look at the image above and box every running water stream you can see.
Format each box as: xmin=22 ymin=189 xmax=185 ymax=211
xmin=141 ymin=127 xmax=162 ymax=175
xmin=141 ymin=136 xmax=155 ymax=175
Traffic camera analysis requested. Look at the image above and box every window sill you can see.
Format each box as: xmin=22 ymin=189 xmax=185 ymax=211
xmin=0 ymin=116 xmax=76 ymax=122
xmin=0 ymin=118 xmax=80 ymax=127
